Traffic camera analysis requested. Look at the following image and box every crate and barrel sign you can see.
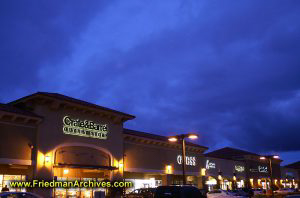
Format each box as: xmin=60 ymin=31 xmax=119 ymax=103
xmin=63 ymin=116 xmax=108 ymax=139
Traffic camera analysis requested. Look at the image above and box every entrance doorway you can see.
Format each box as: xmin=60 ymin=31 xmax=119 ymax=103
xmin=53 ymin=167 xmax=111 ymax=198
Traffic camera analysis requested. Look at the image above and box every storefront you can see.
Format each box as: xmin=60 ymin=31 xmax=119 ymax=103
xmin=1 ymin=92 xmax=136 ymax=197
xmin=202 ymin=157 xmax=246 ymax=191
xmin=1 ymin=92 xmax=298 ymax=197
xmin=281 ymin=167 xmax=299 ymax=189
xmin=123 ymin=129 xmax=208 ymax=193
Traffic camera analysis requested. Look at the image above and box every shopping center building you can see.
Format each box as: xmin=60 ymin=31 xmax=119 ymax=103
xmin=0 ymin=92 xmax=299 ymax=197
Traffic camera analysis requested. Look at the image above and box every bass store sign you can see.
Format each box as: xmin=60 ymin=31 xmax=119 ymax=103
xmin=63 ymin=116 xmax=108 ymax=139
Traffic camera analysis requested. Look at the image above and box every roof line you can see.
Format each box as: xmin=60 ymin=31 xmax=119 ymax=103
xmin=124 ymin=128 xmax=208 ymax=150
xmin=8 ymin=92 xmax=135 ymax=119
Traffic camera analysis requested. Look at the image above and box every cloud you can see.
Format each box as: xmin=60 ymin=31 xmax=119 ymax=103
xmin=1 ymin=0 xmax=300 ymax=157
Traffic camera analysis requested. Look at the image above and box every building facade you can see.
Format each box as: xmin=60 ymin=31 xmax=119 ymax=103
xmin=0 ymin=92 xmax=299 ymax=197
xmin=205 ymin=147 xmax=282 ymax=190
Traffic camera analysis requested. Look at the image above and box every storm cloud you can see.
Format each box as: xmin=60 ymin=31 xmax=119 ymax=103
xmin=1 ymin=0 xmax=300 ymax=163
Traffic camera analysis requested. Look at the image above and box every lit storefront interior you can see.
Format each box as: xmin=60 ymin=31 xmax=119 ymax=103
xmin=53 ymin=167 xmax=111 ymax=197
xmin=0 ymin=174 xmax=26 ymax=192
xmin=205 ymin=176 xmax=217 ymax=191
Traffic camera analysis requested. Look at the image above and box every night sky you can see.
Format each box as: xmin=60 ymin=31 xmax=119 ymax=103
xmin=1 ymin=1 xmax=300 ymax=165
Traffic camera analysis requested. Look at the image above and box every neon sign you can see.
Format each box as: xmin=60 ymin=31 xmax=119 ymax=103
xmin=63 ymin=116 xmax=108 ymax=139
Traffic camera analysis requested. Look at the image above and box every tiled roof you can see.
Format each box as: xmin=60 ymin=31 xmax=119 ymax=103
xmin=124 ymin=128 xmax=208 ymax=150
xmin=285 ymin=161 xmax=300 ymax=169
xmin=9 ymin=92 xmax=135 ymax=119
xmin=205 ymin=147 xmax=259 ymax=160
xmin=0 ymin=103 xmax=41 ymax=118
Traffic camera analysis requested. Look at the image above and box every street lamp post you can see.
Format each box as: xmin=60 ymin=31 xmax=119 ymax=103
xmin=168 ymin=133 xmax=198 ymax=185
xmin=260 ymin=155 xmax=279 ymax=198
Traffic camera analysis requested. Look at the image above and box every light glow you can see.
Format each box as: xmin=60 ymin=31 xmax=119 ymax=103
xmin=201 ymin=168 xmax=206 ymax=176
xmin=260 ymin=156 xmax=266 ymax=160
xmin=168 ymin=137 xmax=177 ymax=142
xmin=273 ymin=155 xmax=280 ymax=159
xmin=188 ymin=134 xmax=198 ymax=139
xmin=119 ymin=163 xmax=123 ymax=169
xmin=165 ymin=165 xmax=172 ymax=174
xmin=45 ymin=156 xmax=51 ymax=163
xmin=63 ymin=169 xmax=69 ymax=174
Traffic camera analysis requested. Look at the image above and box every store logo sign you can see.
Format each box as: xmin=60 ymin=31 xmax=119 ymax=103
xmin=258 ymin=166 xmax=268 ymax=173
xmin=177 ymin=155 xmax=196 ymax=166
xmin=63 ymin=116 xmax=108 ymax=139
xmin=235 ymin=165 xmax=245 ymax=172
xmin=206 ymin=160 xmax=216 ymax=169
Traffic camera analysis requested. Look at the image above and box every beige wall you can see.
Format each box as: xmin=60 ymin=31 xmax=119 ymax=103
xmin=124 ymin=141 xmax=205 ymax=175
xmin=28 ymin=103 xmax=125 ymax=197
xmin=204 ymin=157 xmax=246 ymax=179
xmin=34 ymin=104 xmax=123 ymax=161
xmin=0 ymin=122 xmax=36 ymax=161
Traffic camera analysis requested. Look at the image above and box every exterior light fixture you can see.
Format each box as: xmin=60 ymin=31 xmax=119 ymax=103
xmin=168 ymin=133 xmax=200 ymax=185
xmin=259 ymin=155 xmax=280 ymax=197
xmin=63 ymin=169 xmax=69 ymax=175
xmin=28 ymin=143 xmax=34 ymax=149
xmin=119 ymin=163 xmax=124 ymax=171
xmin=45 ymin=156 xmax=51 ymax=163
xmin=168 ymin=137 xmax=177 ymax=142
xmin=188 ymin=134 xmax=198 ymax=140
xmin=201 ymin=168 xmax=206 ymax=176
xmin=165 ymin=165 xmax=172 ymax=174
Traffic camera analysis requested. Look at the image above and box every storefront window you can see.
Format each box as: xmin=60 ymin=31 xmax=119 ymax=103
xmin=237 ymin=180 xmax=244 ymax=188
xmin=206 ymin=177 xmax=217 ymax=191
xmin=221 ymin=180 xmax=232 ymax=190
xmin=0 ymin=174 xmax=26 ymax=192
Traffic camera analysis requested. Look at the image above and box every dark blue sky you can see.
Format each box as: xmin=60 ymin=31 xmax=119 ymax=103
xmin=1 ymin=0 xmax=300 ymax=165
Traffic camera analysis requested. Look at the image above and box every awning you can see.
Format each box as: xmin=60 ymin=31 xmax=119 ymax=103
xmin=54 ymin=163 xmax=118 ymax=170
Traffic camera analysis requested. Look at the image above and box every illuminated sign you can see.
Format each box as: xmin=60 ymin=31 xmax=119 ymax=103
xmin=258 ymin=166 xmax=268 ymax=173
xmin=235 ymin=165 xmax=245 ymax=172
xmin=63 ymin=116 xmax=108 ymax=139
xmin=206 ymin=160 xmax=216 ymax=169
xmin=177 ymin=155 xmax=196 ymax=166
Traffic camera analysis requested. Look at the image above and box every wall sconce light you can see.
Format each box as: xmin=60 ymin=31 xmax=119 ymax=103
xmin=63 ymin=169 xmax=69 ymax=175
xmin=45 ymin=156 xmax=51 ymax=164
xmin=218 ymin=171 xmax=222 ymax=180
xmin=119 ymin=163 xmax=123 ymax=171
xmin=28 ymin=143 xmax=34 ymax=149
xmin=166 ymin=165 xmax=172 ymax=174
xmin=250 ymin=178 xmax=254 ymax=184
xmin=201 ymin=168 xmax=206 ymax=176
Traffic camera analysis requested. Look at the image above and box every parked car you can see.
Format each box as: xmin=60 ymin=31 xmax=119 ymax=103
xmin=274 ymin=188 xmax=296 ymax=194
xmin=126 ymin=188 xmax=156 ymax=198
xmin=207 ymin=190 xmax=244 ymax=198
xmin=154 ymin=186 xmax=205 ymax=198
xmin=0 ymin=192 xmax=43 ymax=198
